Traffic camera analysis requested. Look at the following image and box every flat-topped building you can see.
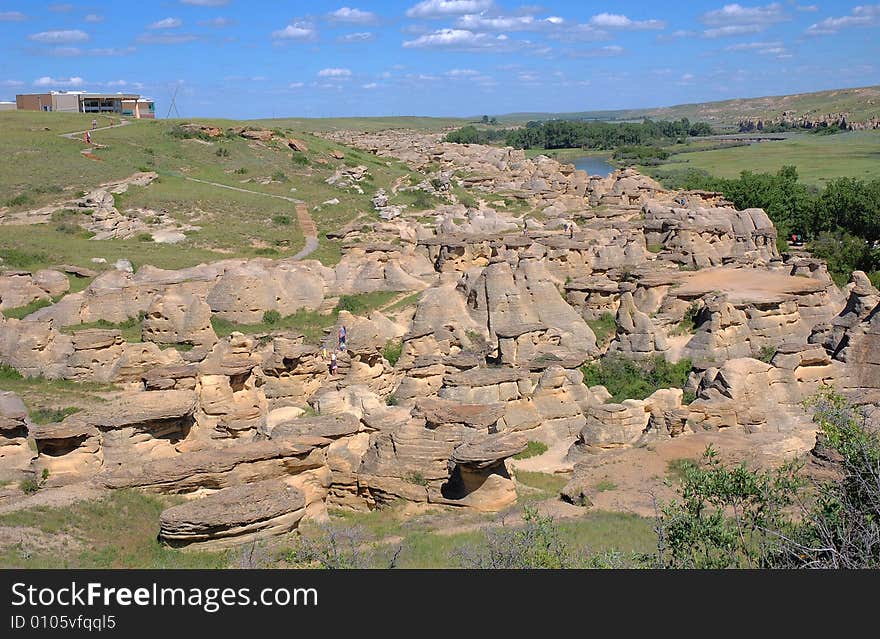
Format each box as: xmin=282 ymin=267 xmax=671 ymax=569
xmin=14 ymin=90 xmax=155 ymax=118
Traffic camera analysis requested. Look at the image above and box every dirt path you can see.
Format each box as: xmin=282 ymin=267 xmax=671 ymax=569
xmin=59 ymin=119 xmax=132 ymax=139
xmin=181 ymin=176 xmax=319 ymax=260
xmin=56 ymin=121 xmax=321 ymax=260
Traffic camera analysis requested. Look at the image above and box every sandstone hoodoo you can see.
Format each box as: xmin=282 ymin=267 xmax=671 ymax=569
xmin=2 ymin=117 xmax=878 ymax=556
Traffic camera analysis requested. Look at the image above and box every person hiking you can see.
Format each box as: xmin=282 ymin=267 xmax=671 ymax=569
xmin=84 ymin=130 xmax=91 ymax=145
xmin=92 ymin=119 xmax=97 ymax=130
xmin=320 ymin=341 xmax=328 ymax=361
xmin=568 ymin=223 xmax=574 ymax=239
xmin=338 ymin=325 xmax=347 ymax=351
xmin=329 ymin=351 xmax=338 ymax=375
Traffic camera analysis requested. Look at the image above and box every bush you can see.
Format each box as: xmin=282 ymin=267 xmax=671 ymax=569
xmin=454 ymin=506 xmax=571 ymax=568
xmin=382 ymin=340 xmax=403 ymax=367
xmin=30 ymin=407 xmax=81 ymax=424
xmin=262 ymin=310 xmax=281 ymax=325
xmin=271 ymin=171 xmax=288 ymax=182
xmin=586 ymin=313 xmax=617 ymax=346
xmin=514 ymin=440 xmax=549 ymax=460
xmin=674 ymin=302 xmax=701 ymax=335
xmin=272 ymin=214 xmax=291 ymax=225
xmin=650 ymin=389 xmax=880 ymax=569
xmin=5 ymin=194 xmax=32 ymax=208
xmin=234 ymin=167 xmax=248 ymax=174
xmin=404 ymin=471 xmax=428 ymax=486
xmin=650 ymin=446 xmax=802 ymax=569
xmin=215 ymin=147 xmax=230 ymax=158
xmin=0 ymin=363 xmax=24 ymax=380
xmin=136 ymin=232 xmax=154 ymax=242
xmin=581 ymin=355 xmax=692 ymax=403
xmin=757 ymin=345 xmax=778 ymax=363
xmin=292 ymin=154 xmax=310 ymax=166
xmin=0 ymin=248 xmax=47 ymax=269
xmin=20 ymin=469 xmax=50 ymax=495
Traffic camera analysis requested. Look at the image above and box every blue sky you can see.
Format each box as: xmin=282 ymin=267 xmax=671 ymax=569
xmin=1 ymin=1 xmax=878 ymax=118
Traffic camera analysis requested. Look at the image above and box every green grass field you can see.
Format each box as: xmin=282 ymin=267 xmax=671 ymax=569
xmin=0 ymin=111 xmax=421 ymax=272
xmin=251 ymin=116 xmax=470 ymax=133
xmin=646 ymin=131 xmax=880 ymax=186
xmin=497 ymin=84 xmax=880 ymax=127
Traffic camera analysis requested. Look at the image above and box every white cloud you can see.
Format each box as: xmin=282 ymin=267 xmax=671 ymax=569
xmin=0 ymin=11 xmax=27 ymax=21
xmin=48 ymin=46 xmax=136 ymax=57
xmin=84 ymin=14 xmax=104 ymax=23
xmin=455 ymin=14 xmax=564 ymax=31
xmin=105 ymin=80 xmax=128 ymax=87
xmin=567 ymin=45 xmax=625 ymax=57
xmin=271 ymin=22 xmax=317 ymax=40
xmin=29 ymin=29 xmax=89 ymax=44
xmin=149 ymin=18 xmax=182 ymax=29
xmin=703 ymin=24 xmax=764 ymax=37
xmin=445 ymin=68 xmax=480 ymax=76
xmin=676 ymin=73 xmax=695 ymax=85
xmin=796 ymin=4 xmax=819 ymax=11
xmin=589 ymin=13 xmax=666 ymax=30
xmin=403 ymin=28 xmax=518 ymax=51
xmin=289 ymin=82 xmax=304 ymax=88
xmin=0 ymin=79 xmax=25 ymax=87
xmin=725 ymin=40 xmax=781 ymax=49
xmin=549 ymin=23 xmax=609 ymax=42
xmin=318 ymin=68 xmax=352 ymax=77
xmin=405 ymin=0 xmax=494 ymax=19
xmin=338 ymin=31 xmax=375 ymax=42
xmin=199 ymin=17 xmax=235 ymax=28
xmin=49 ymin=3 xmax=74 ymax=12
xmin=329 ymin=7 xmax=377 ymax=24
xmin=361 ymin=82 xmax=378 ymax=89
xmin=136 ymin=33 xmax=199 ymax=44
xmin=181 ymin=0 xmax=229 ymax=5
xmin=33 ymin=75 xmax=84 ymax=87
xmin=806 ymin=4 xmax=880 ymax=35
xmin=700 ymin=3 xmax=788 ymax=26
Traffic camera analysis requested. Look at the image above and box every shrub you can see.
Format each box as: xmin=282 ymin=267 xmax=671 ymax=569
xmin=215 ymin=147 xmax=230 ymax=158
xmin=581 ymin=355 xmax=692 ymax=403
xmin=514 ymin=440 xmax=548 ymax=460
xmin=382 ymin=340 xmax=403 ymax=367
xmin=262 ymin=310 xmax=281 ymax=325
xmin=234 ymin=167 xmax=248 ymax=174
xmin=757 ymin=345 xmax=778 ymax=363
xmin=649 ymin=446 xmax=802 ymax=569
xmin=5 ymin=194 xmax=31 ymax=208
xmin=272 ymin=214 xmax=291 ymax=225
xmin=0 ymin=248 xmax=47 ymax=269
xmin=595 ymin=480 xmax=617 ymax=492
xmin=30 ymin=407 xmax=81 ymax=424
xmin=271 ymin=171 xmax=288 ymax=182
xmin=20 ymin=469 xmax=50 ymax=495
xmin=454 ymin=506 xmax=571 ymax=568
xmin=136 ymin=232 xmax=154 ymax=242
xmin=0 ymin=363 xmax=24 ymax=380
xmin=674 ymin=302 xmax=701 ymax=335
xmin=586 ymin=313 xmax=617 ymax=346
xmin=292 ymin=154 xmax=310 ymax=166
xmin=404 ymin=471 xmax=428 ymax=486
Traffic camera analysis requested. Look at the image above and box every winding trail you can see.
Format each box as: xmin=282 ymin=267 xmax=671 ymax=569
xmin=181 ymin=177 xmax=319 ymax=260
xmin=57 ymin=120 xmax=320 ymax=260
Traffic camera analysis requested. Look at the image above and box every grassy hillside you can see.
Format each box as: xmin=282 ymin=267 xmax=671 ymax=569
xmin=252 ymin=116 xmax=470 ymax=133
xmin=646 ymin=130 xmax=880 ymax=186
xmin=498 ymin=84 xmax=880 ymax=127
xmin=0 ymin=111 xmax=418 ymax=272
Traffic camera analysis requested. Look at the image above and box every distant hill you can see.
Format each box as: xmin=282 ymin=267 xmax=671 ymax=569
xmin=496 ymin=85 xmax=880 ymax=128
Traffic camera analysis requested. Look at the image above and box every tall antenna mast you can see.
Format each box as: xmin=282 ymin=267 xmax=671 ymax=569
xmin=166 ymin=84 xmax=181 ymax=119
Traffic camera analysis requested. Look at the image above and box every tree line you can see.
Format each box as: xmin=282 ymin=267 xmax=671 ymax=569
xmin=444 ymin=118 xmax=714 ymax=149
xmin=663 ymin=166 xmax=880 ymax=286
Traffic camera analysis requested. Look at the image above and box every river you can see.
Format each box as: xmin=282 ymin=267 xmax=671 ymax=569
xmin=571 ymin=155 xmax=615 ymax=177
